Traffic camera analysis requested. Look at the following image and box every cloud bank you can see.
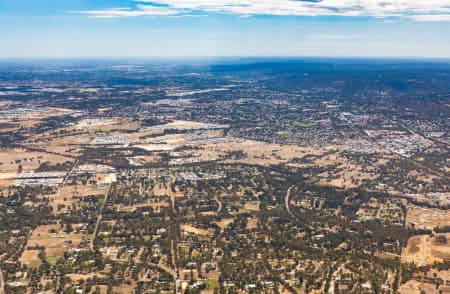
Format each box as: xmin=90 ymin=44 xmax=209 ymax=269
xmin=77 ymin=0 xmax=450 ymax=21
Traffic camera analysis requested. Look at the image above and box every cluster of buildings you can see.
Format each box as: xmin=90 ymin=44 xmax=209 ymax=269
xmin=366 ymin=130 xmax=432 ymax=157
xmin=346 ymin=139 xmax=379 ymax=154
xmin=356 ymin=198 xmax=404 ymax=226
xmin=92 ymin=135 xmax=128 ymax=145
xmin=13 ymin=171 xmax=67 ymax=187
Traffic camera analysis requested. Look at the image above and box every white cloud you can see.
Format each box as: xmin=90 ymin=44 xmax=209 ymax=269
xmin=310 ymin=34 xmax=365 ymax=40
xmin=78 ymin=5 xmax=180 ymax=18
xmin=238 ymin=14 xmax=254 ymax=19
xmin=407 ymin=14 xmax=450 ymax=22
xmin=76 ymin=0 xmax=450 ymax=20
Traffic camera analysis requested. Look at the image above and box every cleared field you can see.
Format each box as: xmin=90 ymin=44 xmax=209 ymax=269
xmin=246 ymin=217 xmax=258 ymax=230
xmin=402 ymin=235 xmax=427 ymax=266
xmin=95 ymin=173 xmax=117 ymax=184
xmin=0 ymin=148 xmax=72 ymax=173
xmin=317 ymin=163 xmax=378 ymax=189
xmin=114 ymin=283 xmax=136 ymax=294
xmin=213 ymin=218 xmax=234 ymax=231
xmin=181 ymin=224 xmax=214 ymax=236
xmin=135 ymin=143 xmax=178 ymax=151
xmin=0 ymin=108 xmax=78 ymax=136
xmin=244 ymin=201 xmax=260 ymax=212
xmin=402 ymin=233 xmax=450 ymax=266
xmin=0 ymin=147 xmax=72 ymax=188
xmin=28 ymin=135 xmax=90 ymax=156
xmin=76 ymin=118 xmax=121 ymax=129
xmin=26 ymin=224 xmax=90 ymax=258
xmin=91 ymin=285 xmax=108 ymax=294
xmin=1 ymin=107 xmax=75 ymax=122
xmin=126 ymin=155 xmax=160 ymax=166
xmin=399 ymin=279 xmax=433 ymax=294
xmin=211 ymin=139 xmax=343 ymax=166
xmin=44 ymin=184 xmax=106 ymax=213
xmin=0 ymin=172 xmax=15 ymax=188
xmin=141 ymin=120 xmax=224 ymax=133
xmin=201 ymin=138 xmax=354 ymax=168
xmin=399 ymin=272 xmax=450 ymax=294
xmin=430 ymin=234 xmax=450 ymax=260
xmin=66 ymin=273 xmax=106 ymax=282
xmin=406 ymin=205 xmax=450 ymax=230
xmin=19 ymin=249 xmax=41 ymax=268
xmin=0 ymin=172 xmax=17 ymax=180
xmin=113 ymin=200 xmax=169 ymax=213
xmin=153 ymin=183 xmax=182 ymax=198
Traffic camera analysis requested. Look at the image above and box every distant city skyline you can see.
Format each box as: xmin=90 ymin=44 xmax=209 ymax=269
xmin=2 ymin=0 xmax=450 ymax=58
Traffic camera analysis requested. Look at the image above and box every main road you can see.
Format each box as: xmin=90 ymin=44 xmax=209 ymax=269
xmin=90 ymin=183 xmax=112 ymax=250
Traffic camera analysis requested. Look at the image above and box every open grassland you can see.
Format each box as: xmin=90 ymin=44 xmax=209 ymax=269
xmin=26 ymin=224 xmax=90 ymax=259
xmin=0 ymin=148 xmax=72 ymax=173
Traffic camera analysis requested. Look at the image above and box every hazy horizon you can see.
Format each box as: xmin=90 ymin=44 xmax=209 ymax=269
xmin=2 ymin=0 xmax=450 ymax=58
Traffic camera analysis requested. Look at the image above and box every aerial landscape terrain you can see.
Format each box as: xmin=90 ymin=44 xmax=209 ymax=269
xmin=0 ymin=58 xmax=448 ymax=293
xmin=2 ymin=0 xmax=450 ymax=292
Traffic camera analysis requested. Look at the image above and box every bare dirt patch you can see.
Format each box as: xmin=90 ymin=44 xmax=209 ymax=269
xmin=406 ymin=205 xmax=450 ymax=230
xmin=66 ymin=273 xmax=106 ymax=282
xmin=402 ymin=233 xmax=450 ymax=265
xmin=246 ymin=217 xmax=258 ymax=230
xmin=244 ymin=201 xmax=260 ymax=212
xmin=213 ymin=218 xmax=234 ymax=231
xmin=181 ymin=224 xmax=214 ymax=236
xmin=19 ymin=249 xmax=41 ymax=268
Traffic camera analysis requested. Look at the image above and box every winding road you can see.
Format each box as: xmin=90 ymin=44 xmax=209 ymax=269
xmin=285 ymin=185 xmax=295 ymax=218
xmin=215 ymin=197 xmax=222 ymax=213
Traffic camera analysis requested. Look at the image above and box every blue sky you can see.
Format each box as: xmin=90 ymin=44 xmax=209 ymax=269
xmin=1 ymin=0 xmax=450 ymax=58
